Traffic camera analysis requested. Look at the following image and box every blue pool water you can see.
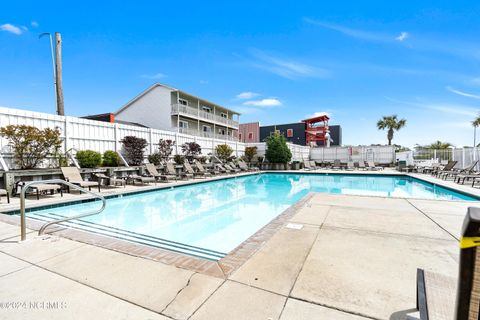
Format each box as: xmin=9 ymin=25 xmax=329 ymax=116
xmin=26 ymin=173 xmax=477 ymax=259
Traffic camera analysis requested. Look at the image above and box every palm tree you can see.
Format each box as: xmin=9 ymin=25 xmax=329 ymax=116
xmin=426 ymin=141 xmax=452 ymax=149
xmin=376 ymin=115 xmax=407 ymax=145
xmin=472 ymin=115 xmax=480 ymax=147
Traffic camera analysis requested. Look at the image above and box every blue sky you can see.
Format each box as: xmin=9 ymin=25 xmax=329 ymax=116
xmin=1 ymin=1 xmax=480 ymax=147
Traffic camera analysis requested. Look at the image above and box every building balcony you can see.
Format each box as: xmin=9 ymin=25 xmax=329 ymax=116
xmin=171 ymin=104 xmax=239 ymax=129
xmin=175 ymin=127 xmax=238 ymax=141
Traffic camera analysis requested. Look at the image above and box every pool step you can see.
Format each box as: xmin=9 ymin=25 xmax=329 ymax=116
xmin=27 ymin=211 xmax=226 ymax=261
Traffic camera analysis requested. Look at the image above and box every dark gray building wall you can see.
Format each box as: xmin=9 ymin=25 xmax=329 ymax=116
xmin=259 ymin=122 xmax=342 ymax=146
xmin=259 ymin=123 xmax=307 ymax=146
xmin=329 ymin=125 xmax=342 ymax=146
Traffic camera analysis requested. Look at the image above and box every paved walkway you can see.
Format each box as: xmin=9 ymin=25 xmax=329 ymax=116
xmin=0 ymin=192 xmax=472 ymax=319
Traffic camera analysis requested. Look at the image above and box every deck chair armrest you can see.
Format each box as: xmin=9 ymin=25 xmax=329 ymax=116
xmin=416 ymin=269 xmax=428 ymax=320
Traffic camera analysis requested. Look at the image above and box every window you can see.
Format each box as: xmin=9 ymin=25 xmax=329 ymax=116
xmin=202 ymin=125 xmax=211 ymax=132
xmin=248 ymin=132 xmax=253 ymax=140
xmin=239 ymin=133 xmax=242 ymax=141
xmin=220 ymin=112 xmax=227 ymax=119
xmin=287 ymin=129 xmax=294 ymax=137
xmin=218 ymin=128 xmax=226 ymax=135
xmin=179 ymin=120 xmax=189 ymax=129
xmin=178 ymin=99 xmax=188 ymax=106
xmin=202 ymin=106 xmax=212 ymax=113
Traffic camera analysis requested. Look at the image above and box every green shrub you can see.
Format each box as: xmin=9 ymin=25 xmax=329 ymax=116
xmin=76 ymin=150 xmax=102 ymax=168
xmin=265 ymin=133 xmax=292 ymax=164
xmin=148 ymin=153 xmax=162 ymax=165
xmin=173 ymin=154 xmax=185 ymax=165
xmin=215 ymin=144 xmax=233 ymax=162
xmin=102 ymin=150 xmax=121 ymax=167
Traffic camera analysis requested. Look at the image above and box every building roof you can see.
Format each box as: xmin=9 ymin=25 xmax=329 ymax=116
xmin=115 ymin=83 xmax=240 ymax=116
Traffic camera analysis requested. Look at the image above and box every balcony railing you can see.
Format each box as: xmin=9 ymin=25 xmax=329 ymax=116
xmin=171 ymin=104 xmax=239 ymax=128
xmin=176 ymin=127 xmax=238 ymax=141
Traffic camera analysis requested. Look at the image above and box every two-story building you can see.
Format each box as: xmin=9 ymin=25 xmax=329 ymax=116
xmin=113 ymin=83 xmax=240 ymax=140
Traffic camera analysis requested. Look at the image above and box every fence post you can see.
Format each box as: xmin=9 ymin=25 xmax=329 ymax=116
xmin=63 ymin=116 xmax=69 ymax=152
xmin=114 ymin=124 xmax=118 ymax=152
xmin=149 ymin=128 xmax=153 ymax=155
xmin=175 ymin=132 xmax=179 ymax=155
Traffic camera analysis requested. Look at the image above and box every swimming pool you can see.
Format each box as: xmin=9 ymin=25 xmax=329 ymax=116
xmin=26 ymin=173 xmax=477 ymax=260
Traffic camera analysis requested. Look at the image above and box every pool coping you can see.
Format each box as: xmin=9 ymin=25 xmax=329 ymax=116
xmin=1 ymin=169 xmax=479 ymax=278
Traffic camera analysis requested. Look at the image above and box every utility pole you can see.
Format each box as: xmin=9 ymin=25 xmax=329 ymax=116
xmin=55 ymin=32 xmax=65 ymax=115
xmin=474 ymin=126 xmax=477 ymax=148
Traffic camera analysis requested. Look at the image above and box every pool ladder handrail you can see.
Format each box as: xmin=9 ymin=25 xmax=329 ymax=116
xmin=20 ymin=179 xmax=106 ymax=241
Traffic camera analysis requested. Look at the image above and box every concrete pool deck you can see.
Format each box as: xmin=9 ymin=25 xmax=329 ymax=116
xmin=0 ymin=187 xmax=472 ymax=319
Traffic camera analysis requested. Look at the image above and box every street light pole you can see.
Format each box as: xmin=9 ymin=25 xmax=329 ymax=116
xmin=39 ymin=32 xmax=58 ymax=114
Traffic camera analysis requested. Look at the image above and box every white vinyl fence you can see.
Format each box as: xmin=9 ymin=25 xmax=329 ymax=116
xmin=0 ymin=106 xmax=245 ymax=168
xmin=246 ymin=143 xmax=310 ymax=162
xmin=0 ymin=106 xmax=401 ymax=169
xmin=311 ymin=146 xmax=396 ymax=164
xmin=408 ymin=148 xmax=480 ymax=171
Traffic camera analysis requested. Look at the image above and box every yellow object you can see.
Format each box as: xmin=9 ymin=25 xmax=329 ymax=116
xmin=460 ymin=237 xmax=480 ymax=249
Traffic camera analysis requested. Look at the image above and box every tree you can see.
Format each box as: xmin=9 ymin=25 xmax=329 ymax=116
xmin=244 ymin=146 xmax=257 ymax=164
xmin=215 ymin=144 xmax=233 ymax=162
xmin=157 ymin=139 xmax=175 ymax=161
xmin=265 ymin=133 xmax=292 ymax=164
xmin=120 ymin=136 xmax=147 ymax=166
xmin=181 ymin=142 xmax=201 ymax=162
xmin=472 ymin=115 xmax=480 ymax=147
xmin=376 ymin=115 xmax=406 ymax=145
xmin=149 ymin=139 xmax=175 ymax=165
xmin=425 ymin=141 xmax=452 ymax=149
xmin=0 ymin=125 xmax=62 ymax=169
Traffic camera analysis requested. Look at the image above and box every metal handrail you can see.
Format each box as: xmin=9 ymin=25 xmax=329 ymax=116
xmin=20 ymin=179 xmax=106 ymax=240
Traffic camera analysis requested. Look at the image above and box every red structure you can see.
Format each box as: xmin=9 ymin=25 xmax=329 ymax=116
xmin=302 ymin=115 xmax=330 ymax=146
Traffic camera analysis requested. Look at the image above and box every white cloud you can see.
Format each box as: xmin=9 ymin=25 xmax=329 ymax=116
xmin=236 ymin=92 xmax=259 ymax=99
xmin=244 ymin=98 xmax=282 ymax=107
xmin=426 ymin=104 xmax=478 ymax=117
xmin=31 ymin=21 xmax=39 ymax=28
xmin=304 ymin=111 xmax=331 ymax=119
xmin=385 ymin=96 xmax=479 ymax=117
xmin=140 ymin=73 xmax=166 ymax=79
xmin=0 ymin=23 xmax=23 ymax=35
xmin=306 ymin=18 xmax=411 ymax=45
xmin=396 ymin=32 xmax=409 ymax=41
xmin=304 ymin=18 xmax=389 ymax=42
xmin=446 ymin=86 xmax=480 ymax=99
xmin=199 ymin=80 xmax=208 ymax=84
xmin=250 ymin=49 xmax=329 ymax=80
